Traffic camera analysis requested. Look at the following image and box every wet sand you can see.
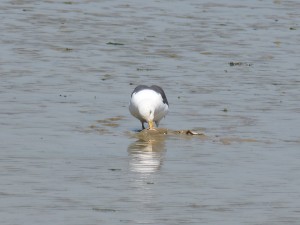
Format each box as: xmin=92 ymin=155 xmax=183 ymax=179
xmin=1 ymin=0 xmax=300 ymax=224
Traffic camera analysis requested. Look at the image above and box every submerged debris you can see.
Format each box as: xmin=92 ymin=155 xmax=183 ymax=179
xmin=185 ymin=130 xmax=205 ymax=135
xmin=134 ymin=128 xmax=207 ymax=141
xmin=106 ymin=42 xmax=124 ymax=45
xmin=108 ymin=168 xmax=122 ymax=171
xmin=136 ymin=68 xmax=155 ymax=71
xmin=172 ymin=129 xmax=205 ymax=135
xmin=92 ymin=207 xmax=117 ymax=212
xmin=229 ymin=61 xmax=253 ymax=67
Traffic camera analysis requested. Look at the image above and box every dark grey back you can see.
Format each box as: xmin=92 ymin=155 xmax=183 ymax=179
xmin=131 ymin=85 xmax=169 ymax=106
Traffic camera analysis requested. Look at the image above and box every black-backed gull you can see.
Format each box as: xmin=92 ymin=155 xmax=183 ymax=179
xmin=129 ymin=85 xmax=169 ymax=130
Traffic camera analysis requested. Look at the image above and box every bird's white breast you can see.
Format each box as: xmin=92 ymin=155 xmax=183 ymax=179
xmin=129 ymin=89 xmax=168 ymax=122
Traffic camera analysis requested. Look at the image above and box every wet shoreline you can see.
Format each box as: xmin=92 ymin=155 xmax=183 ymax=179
xmin=1 ymin=0 xmax=300 ymax=224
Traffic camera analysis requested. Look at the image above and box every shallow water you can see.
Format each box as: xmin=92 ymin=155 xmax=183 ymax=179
xmin=1 ymin=0 xmax=300 ymax=224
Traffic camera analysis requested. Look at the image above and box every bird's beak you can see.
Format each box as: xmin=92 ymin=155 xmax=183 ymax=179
xmin=148 ymin=120 xmax=154 ymax=130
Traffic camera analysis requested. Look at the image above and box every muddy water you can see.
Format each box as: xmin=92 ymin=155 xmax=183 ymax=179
xmin=1 ymin=0 xmax=300 ymax=224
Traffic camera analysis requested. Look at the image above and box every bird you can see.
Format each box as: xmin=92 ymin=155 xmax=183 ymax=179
xmin=129 ymin=85 xmax=169 ymax=130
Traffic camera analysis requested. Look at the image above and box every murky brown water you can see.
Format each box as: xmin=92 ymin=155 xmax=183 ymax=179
xmin=1 ymin=0 xmax=300 ymax=224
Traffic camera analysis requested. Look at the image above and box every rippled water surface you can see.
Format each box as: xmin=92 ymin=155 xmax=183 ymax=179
xmin=1 ymin=0 xmax=300 ymax=224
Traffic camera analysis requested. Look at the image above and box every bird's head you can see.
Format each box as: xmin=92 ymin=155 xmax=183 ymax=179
xmin=138 ymin=103 xmax=155 ymax=122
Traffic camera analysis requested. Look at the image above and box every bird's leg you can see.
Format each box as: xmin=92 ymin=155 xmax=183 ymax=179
xmin=142 ymin=122 xmax=145 ymax=130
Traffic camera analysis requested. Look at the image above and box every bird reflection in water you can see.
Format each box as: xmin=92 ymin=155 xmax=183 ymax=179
xmin=127 ymin=131 xmax=166 ymax=214
xmin=127 ymin=136 xmax=166 ymax=174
